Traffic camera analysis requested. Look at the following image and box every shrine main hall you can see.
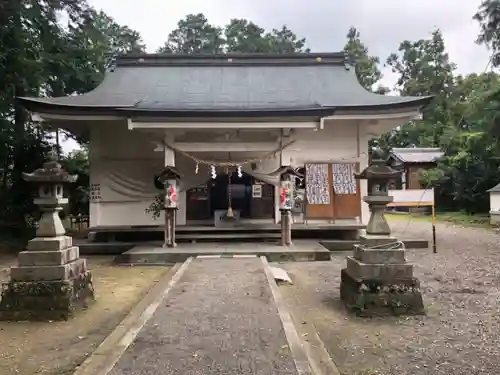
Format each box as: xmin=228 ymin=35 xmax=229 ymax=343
xmin=19 ymin=52 xmax=431 ymax=236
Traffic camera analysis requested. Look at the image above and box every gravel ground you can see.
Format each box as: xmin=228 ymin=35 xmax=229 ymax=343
xmin=110 ymin=257 xmax=299 ymax=375
xmin=279 ymin=219 xmax=500 ymax=375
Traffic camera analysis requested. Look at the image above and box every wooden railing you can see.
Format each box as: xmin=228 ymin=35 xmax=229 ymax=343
xmin=63 ymin=214 xmax=89 ymax=234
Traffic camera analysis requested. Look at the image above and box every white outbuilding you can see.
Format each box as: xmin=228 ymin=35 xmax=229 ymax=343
xmin=487 ymin=182 xmax=500 ymax=224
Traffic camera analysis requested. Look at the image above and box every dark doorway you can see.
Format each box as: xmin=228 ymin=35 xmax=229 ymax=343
xmin=209 ymin=172 xmax=252 ymax=218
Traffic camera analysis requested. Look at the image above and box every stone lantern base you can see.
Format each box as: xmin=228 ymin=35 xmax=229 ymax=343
xmin=0 ymin=236 xmax=94 ymax=321
xmin=339 ymin=243 xmax=425 ymax=317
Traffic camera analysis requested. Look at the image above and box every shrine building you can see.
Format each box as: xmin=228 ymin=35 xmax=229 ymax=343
xmin=18 ymin=53 xmax=432 ymax=234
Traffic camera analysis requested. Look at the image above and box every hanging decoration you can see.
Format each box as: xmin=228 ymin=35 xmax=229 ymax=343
xmin=222 ymin=167 xmax=236 ymax=221
xmin=279 ymin=180 xmax=294 ymax=210
xmin=195 ymin=163 xmax=199 ymax=174
xmin=210 ymin=165 xmax=217 ymax=179
xmin=163 ymin=138 xmax=297 ymax=168
xmin=237 ymin=165 xmax=243 ymax=178
xmin=165 ymin=182 xmax=177 ymax=208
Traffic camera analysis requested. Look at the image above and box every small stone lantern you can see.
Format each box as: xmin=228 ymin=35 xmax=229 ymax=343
xmin=271 ymin=166 xmax=302 ymax=246
xmin=355 ymin=159 xmax=402 ymax=236
xmin=339 ymin=158 xmax=424 ymax=317
xmin=0 ymin=151 xmax=94 ymax=321
xmin=157 ymin=166 xmax=181 ymax=248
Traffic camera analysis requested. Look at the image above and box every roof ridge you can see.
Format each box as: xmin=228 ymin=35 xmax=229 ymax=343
xmin=392 ymin=147 xmax=443 ymax=152
xmin=115 ymin=52 xmax=348 ymax=68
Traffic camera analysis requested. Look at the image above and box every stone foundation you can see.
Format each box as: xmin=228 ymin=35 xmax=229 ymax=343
xmin=0 ymin=271 xmax=94 ymax=321
xmin=340 ymin=268 xmax=424 ymax=317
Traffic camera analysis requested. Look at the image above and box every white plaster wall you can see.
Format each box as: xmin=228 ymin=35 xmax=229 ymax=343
xmin=282 ymin=121 xmax=370 ymax=224
xmin=88 ymin=119 xmax=372 ymax=227
xmin=490 ymin=193 xmax=500 ymax=212
xmin=489 ymin=193 xmax=500 ymax=224
xmin=388 ymin=189 xmax=435 ymax=205
xmin=89 ymin=121 xmax=162 ymax=227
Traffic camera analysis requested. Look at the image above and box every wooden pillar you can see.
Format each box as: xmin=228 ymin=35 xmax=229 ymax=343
xmin=280 ymin=209 xmax=292 ymax=246
xmin=164 ymin=207 xmax=177 ymax=248
xmin=270 ymin=165 xmax=302 ymax=247
xmin=162 ymin=141 xmax=180 ymax=248
xmin=279 ymin=175 xmax=294 ymax=247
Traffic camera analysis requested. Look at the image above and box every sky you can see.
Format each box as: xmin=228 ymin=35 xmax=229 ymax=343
xmin=62 ymin=0 xmax=492 ymax=152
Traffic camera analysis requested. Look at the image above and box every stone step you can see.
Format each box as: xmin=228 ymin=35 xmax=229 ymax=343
xmin=319 ymin=240 xmax=359 ymax=251
xmin=176 ymin=232 xmax=281 ymax=240
xmin=115 ymin=241 xmax=331 ymax=264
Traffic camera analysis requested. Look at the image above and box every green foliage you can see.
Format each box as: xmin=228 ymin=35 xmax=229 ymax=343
xmin=3 ymin=3 xmax=500 ymax=228
xmin=343 ymin=21 xmax=500 ymax=215
xmin=0 ymin=0 xmax=145 ymax=236
xmin=145 ymin=194 xmax=164 ymax=220
xmin=344 ymin=27 xmax=387 ymax=92
xmin=475 ymin=0 xmax=500 ymax=66
xmin=158 ymin=14 xmax=309 ymax=54
xmin=60 ymin=148 xmax=89 ymax=216
xmin=382 ymin=27 xmax=500 ymax=214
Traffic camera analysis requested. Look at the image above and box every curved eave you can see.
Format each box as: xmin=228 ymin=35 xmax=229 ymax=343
xmin=18 ymin=99 xmax=337 ymax=118
xmin=17 ymin=95 xmax=434 ymax=119
xmin=17 ymin=97 xmax=134 ymax=115
xmin=115 ymin=106 xmax=338 ymax=118
xmin=336 ymin=95 xmax=434 ymax=112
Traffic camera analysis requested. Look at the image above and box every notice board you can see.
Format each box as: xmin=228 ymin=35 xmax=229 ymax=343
xmin=305 ymin=163 xmax=333 ymax=218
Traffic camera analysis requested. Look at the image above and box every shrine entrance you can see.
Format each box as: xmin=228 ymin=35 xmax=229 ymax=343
xmin=185 ymin=172 xmax=275 ymax=224
xmin=210 ymin=171 xmax=252 ymax=219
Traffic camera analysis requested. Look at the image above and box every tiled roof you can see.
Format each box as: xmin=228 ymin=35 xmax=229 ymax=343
xmin=390 ymin=148 xmax=444 ymax=164
xmin=488 ymin=182 xmax=500 ymax=193
xmin=19 ymin=53 xmax=433 ymax=114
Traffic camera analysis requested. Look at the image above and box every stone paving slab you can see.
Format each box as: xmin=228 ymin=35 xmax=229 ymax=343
xmin=115 ymin=241 xmax=331 ymax=264
xmin=108 ymin=257 xmax=301 ymax=375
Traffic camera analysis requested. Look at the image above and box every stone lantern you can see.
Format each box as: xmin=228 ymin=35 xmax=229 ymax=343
xmin=157 ymin=166 xmax=181 ymax=248
xmin=271 ymin=166 xmax=302 ymax=246
xmin=0 ymin=151 xmax=94 ymax=321
xmin=356 ymin=159 xmax=402 ymax=238
xmin=339 ymin=158 xmax=424 ymax=317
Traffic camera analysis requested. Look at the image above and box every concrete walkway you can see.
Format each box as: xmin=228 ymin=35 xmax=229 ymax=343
xmin=106 ymin=257 xmax=312 ymax=375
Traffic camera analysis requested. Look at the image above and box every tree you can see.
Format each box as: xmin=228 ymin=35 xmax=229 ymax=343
xmin=0 ymin=0 xmax=96 ymax=229
xmin=383 ymin=26 xmax=500 ymax=214
xmin=425 ymin=72 xmax=500 ymax=213
xmin=60 ymin=9 xmax=146 ymax=97
xmin=385 ymin=29 xmax=456 ymax=149
xmin=342 ymin=27 xmax=390 ymax=155
xmin=60 ymin=148 xmax=90 ymax=216
xmin=158 ymin=13 xmax=224 ymax=54
xmin=157 ymin=14 xmax=309 ymax=54
xmin=386 ymin=30 xmax=456 ymax=98
xmin=224 ymin=19 xmax=269 ymax=53
xmin=264 ymin=25 xmax=309 ymax=53
xmin=0 ymin=1 xmax=145 ymax=234
xmin=343 ymin=27 xmax=387 ymax=93
xmin=474 ymin=0 xmax=500 ymax=66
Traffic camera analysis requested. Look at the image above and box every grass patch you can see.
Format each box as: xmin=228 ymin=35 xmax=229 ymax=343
xmin=0 ymin=256 xmax=169 ymax=375
xmin=386 ymin=211 xmax=490 ymax=228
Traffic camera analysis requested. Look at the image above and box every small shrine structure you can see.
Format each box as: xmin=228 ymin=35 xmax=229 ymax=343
xmin=340 ymin=159 xmax=424 ymax=316
xmin=0 ymin=151 xmax=94 ymax=321
xmin=18 ymin=53 xmax=433 ymax=238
